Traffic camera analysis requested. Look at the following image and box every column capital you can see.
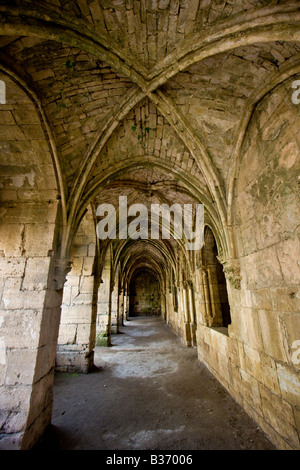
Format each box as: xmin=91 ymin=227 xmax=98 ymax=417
xmin=221 ymin=258 xmax=241 ymax=289
xmin=183 ymin=279 xmax=193 ymax=289
xmin=54 ymin=258 xmax=72 ymax=291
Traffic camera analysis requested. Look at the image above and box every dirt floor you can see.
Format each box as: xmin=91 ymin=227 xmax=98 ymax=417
xmin=35 ymin=316 xmax=275 ymax=450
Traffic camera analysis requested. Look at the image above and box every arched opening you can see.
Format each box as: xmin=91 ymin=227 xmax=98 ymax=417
xmin=0 ymin=72 xmax=60 ymax=449
xmin=129 ymin=268 xmax=161 ymax=317
xmin=203 ymin=227 xmax=231 ymax=329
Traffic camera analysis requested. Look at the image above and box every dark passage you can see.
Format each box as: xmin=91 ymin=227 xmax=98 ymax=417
xmin=129 ymin=268 xmax=161 ymax=316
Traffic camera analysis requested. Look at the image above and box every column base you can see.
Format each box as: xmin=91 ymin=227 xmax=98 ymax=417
xmin=184 ymin=322 xmax=192 ymax=347
xmin=55 ymin=348 xmax=94 ymax=373
xmin=95 ymin=331 xmax=111 ymax=347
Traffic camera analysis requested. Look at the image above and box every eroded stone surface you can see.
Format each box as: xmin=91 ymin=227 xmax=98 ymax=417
xmin=0 ymin=0 xmax=299 ymax=451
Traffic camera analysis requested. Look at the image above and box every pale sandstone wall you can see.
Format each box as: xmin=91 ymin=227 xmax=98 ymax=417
xmin=196 ymin=79 xmax=300 ymax=450
xmin=130 ymin=270 xmax=161 ymax=316
xmin=0 ymin=75 xmax=60 ymax=449
xmin=1 ymin=2 xmax=299 ymax=452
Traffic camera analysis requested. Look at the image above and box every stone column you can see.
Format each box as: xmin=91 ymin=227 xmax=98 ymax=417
xmin=207 ymin=267 xmax=223 ymax=326
xmin=165 ymin=282 xmax=173 ymax=323
xmin=195 ymin=268 xmax=207 ymax=325
xmin=96 ymin=255 xmax=111 ymax=346
xmin=0 ymin=201 xmax=64 ymax=450
xmin=182 ymin=281 xmax=192 ymax=346
xmin=118 ymin=288 xmax=124 ymax=327
xmin=202 ymin=268 xmax=212 ymax=323
xmin=126 ymin=292 xmax=130 ymax=320
xmin=110 ymin=281 xmax=119 ymax=334
xmin=56 ymin=244 xmax=96 ymax=373
xmin=187 ymin=281 xmax=197 ymax=347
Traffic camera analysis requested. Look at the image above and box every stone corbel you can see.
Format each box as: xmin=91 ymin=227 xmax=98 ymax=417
xmin=181 ymin=279 xmax=193 ymax=291
xmin=54 ymin=258 xmax=72 ymax=291
xmin=110 ymin=280 xmax=116 ymax=292
xmin=199 ymin=265 xmax=208 ymax=279
xmin=222 ymin=259 xmax=241 ymax=290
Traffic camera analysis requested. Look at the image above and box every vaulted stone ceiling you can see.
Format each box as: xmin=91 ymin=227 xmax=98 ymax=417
xmin=1 ymin=0 xmax=300 ymax=260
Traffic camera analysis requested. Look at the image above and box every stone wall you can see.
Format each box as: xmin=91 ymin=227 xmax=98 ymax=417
xmin=129 ymin=269 xmax=161 ymax=316
xmin=196 ymin=79 xmax=300 ymax=450
xmin=0 ymin=75 xmax=61 ymax=449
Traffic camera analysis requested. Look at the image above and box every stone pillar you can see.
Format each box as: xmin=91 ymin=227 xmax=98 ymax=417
xmin=118 ymin=288 xmax=124 ymax=327
xmin=126 ymin=293 xmax=130 ymax=320
xmin=187 ymin=281 xmax=197 ymax=347
xmin=56 ymin=243 xmax=96 ymax=373
xmin=110 ymin=281 xmax=119 ymax=334
xmin=195 ymin=268 xmax=207 ymax=325
xmin=122 ymin=292 xmax=127 ymax=322
xmin=0 ymin=200 xmax=64 ymax=450
xmin=165 ymin=282 xmax=173 ymax=323
xmin=96 ymin=254 xmax=111 ymax=346
xmin=207 ymin=267 xmax=223 ymax=326
xmin=202 ymin=268 xmax=212 ymax=323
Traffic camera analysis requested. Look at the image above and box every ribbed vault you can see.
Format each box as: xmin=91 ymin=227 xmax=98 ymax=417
xmin=1 ymin=0 xmax=300 ymax=451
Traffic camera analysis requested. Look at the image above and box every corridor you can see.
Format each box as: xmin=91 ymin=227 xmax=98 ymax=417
xmin=36 ymin=317 xmax=274 ymax=451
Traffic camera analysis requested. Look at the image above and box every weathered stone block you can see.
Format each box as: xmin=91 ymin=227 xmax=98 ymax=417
xmin=1 ymin=309 xmax=41 ymax=349
xmin=62 ymin=285 xmax=72 ymax=305
xmin=239 ymin=342 xmax=262 ymax=382
xmin=271 ymin=289 xmax=300 ymax=314
xmin=83 ymin=256 xmax=94 ymax=275
xmin=251 ymin=289 xmax=272 ymax=310
xmin=0 ymin=258 xmax=26 ymax=278
xmin=259 ymin=384 xmax=299 ymax=449
xmin=80 ymin=275 xmax=94 ymax=294
xmin=276 ymin=237 xmax=300 ymax=284
xmin=242 ymin=368 xmax=262 ymax=408
xmin=72 ymin=245 xmax=88 ymax=257
xmin=244 ymin=247 xmax=283 ymax=290
xmin=22 ymin=257 xmax=50 ymax=291
xmin=2 ymin=410 xmax=28 ymax=434
xmin=24 ymin=224 xmax=55 ymax=257
xmin=88 ymin=242 xmax=96 ymax=257
xmin=59 ymin=305 xmax=93 ymax=324
xmin=276 ymin=362 xmax=300 ymax=407
xmin=0 ymin=224 xmax=24 ymax=256
xmin=5 ymin=349 xmax=37 ymax=386
xmin=258 ymin=309 xmax=287 ymax=362
xmin=95 ymin=331 xmax=110 ymax=347
xmin=58 ymin=323 xmax=77 ymax=345
xmin=72 ymin=292 xmax=93 ymax=305
xmin=76 ymin=324 xmax=91 ymax=344
xmin=240 ymin=307 xmax=264 ymax=352
xmin=39 ymin=306 xmax=61 ymax=346
xmin=70 ymin=257 xmax=83 ymax=275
